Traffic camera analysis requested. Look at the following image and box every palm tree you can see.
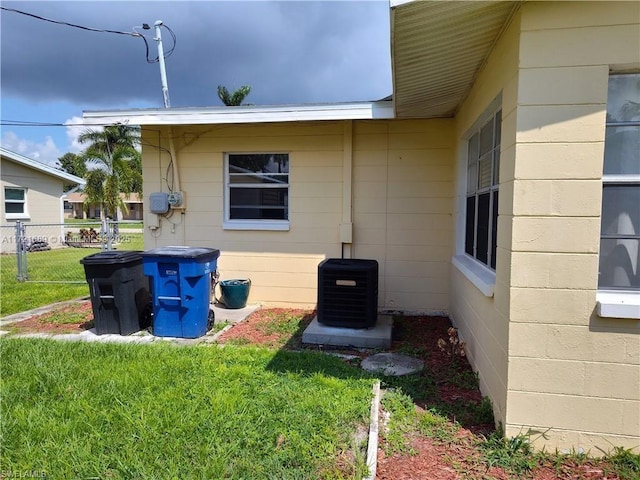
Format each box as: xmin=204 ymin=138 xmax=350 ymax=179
xmin=217 ymin=85 xmax=251 ymax=106
xmin=78 ymin=123 xmax=141 ymax=157
xmin=56 ymin=152 xmax=87 ymax=192
xmin=78 ymin=124 xmax=142 ymax=220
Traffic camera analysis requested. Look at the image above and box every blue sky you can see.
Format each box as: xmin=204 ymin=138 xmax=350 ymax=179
xmin=1 ymin=1 xmax=392 ymax=166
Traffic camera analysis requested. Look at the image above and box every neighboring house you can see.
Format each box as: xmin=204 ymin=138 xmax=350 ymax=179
xmin=1 ymin=147 xmax=85 ymax=249
xmin=64 ymin=192 xmax=144 ymax=221
xmin=83 ymin=1 xmax=639 ymax=454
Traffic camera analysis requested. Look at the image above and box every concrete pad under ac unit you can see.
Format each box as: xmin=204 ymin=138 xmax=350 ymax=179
xmin=302 ymin=314 xmax=393 ymax=349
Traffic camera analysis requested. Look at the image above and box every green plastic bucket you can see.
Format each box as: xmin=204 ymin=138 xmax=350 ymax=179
xmin=218 ymin=279 xmax=251 ymax=309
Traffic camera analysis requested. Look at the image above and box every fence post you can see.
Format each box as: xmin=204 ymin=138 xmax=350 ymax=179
xmin=101 ymin=218 xmax=113 ymax=251
xmin=15 ymin=220 xmax=28 ymax=281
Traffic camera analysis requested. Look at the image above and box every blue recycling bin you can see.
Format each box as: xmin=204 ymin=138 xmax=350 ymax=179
xmin=141 ymin=246 xmax=220 ymax=338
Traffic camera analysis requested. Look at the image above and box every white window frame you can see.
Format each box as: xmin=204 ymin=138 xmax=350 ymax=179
xmin=453 ymin=95 xmax=502 ymax=297
xmin=596 ymin=72 xmax=640 ymax=319
xmin=223 ymin=152 xmax=290 ymax=231
xmin=4 ymin=187 xmax=29 ymax=220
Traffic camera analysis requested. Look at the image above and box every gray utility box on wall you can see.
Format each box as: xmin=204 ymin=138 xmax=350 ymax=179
xmin=317 ymin=258 xmax=379 ymax=329
xmin=149 ymin=192 xmax=169 ymax=214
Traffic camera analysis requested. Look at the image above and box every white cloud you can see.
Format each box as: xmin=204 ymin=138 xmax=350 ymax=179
xmin=65 ymin=116 xmax=94 ymax=153
xmin=0 ymin=117 xmax=96 ymax=167
xmin=1 ymin=131 xmax=62 ymax=166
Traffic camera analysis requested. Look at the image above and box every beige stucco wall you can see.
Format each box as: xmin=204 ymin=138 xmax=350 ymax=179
xmin=453 ymin=1 xmax=639 ymax=453
xmin=1 ymin=158 xmax=67 ymax=251
xmin=141 ymin=119 xmax=454 ymax=310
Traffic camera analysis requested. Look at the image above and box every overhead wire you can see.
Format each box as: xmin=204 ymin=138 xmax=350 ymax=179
xmin=0 ymin=6 xmax=141 ymax=36
xmin=133 ymin=24 xmax=177 ymax=64
xmin=0 ymin=6 xmax=176 ymax=64
xmin=1 ymin=119 xmax=175 ymax=190
xmin=0 ymin=120 xmax=72 ymax=127
xmin=1 ymin=120 xmax=149 ymax=127
xmin=2 ymin=107 xmax=177 ymax=194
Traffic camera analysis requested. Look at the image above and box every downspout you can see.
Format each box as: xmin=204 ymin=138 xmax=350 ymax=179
xmin=340 ymin=120 xmax=354 ymax=259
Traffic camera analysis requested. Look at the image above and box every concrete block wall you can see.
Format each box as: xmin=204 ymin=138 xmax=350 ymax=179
xmin=141 ymin=118 xmax=456 ymax=311
xmin=450 ymin=6 xmax=522 ymax=431
xmin=353 ymin=119 xmax=454 ymax=312
xmin=506 ymin=1 xmax=640 ymax=452
xmin=451 ymin=1 xmax=639 ymax=453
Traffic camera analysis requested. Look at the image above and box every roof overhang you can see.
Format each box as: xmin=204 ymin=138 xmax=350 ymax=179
xmin=391 ymin=0 xmax=521 ymax=118
xmin=0 ymin=147 xmax=85 ymax=185
xmin=83 ymin=101 xmax=394 ymax=127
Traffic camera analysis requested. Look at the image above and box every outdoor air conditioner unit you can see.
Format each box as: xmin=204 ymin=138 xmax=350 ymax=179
xmin=317 ymin=258 xmax=378 ymax=328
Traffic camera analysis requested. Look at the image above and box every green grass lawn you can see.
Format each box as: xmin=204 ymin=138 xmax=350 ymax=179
xmin=63 ymin=218 xmax=102 ymax=225
xmin=0 ymin=234 xmax=144 ymax=317
xmin=0 ymin=339 xmax=374 ymax=479
xmin=118 ymin=221 xmax=143 ymax=230
xmin=64 ymin=218 xmax=143 ymax=230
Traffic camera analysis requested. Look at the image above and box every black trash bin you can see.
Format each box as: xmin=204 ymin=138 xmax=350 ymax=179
xmin=80 ymin=251 xmax=150 ymax=335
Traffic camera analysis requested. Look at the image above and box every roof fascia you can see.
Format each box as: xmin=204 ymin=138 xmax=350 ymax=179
xmin=390 ymin=0 xmax=416 ymax=7
xmin=83 ymin=101 xmax=394 ymax=127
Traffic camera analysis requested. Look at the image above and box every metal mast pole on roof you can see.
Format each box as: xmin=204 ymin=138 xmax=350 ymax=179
xmin=153 ymin=20 xmax=170 ymax=108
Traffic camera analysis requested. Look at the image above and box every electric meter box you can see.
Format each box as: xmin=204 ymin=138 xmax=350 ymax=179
xmin=168 ymin=191 xmax=184 ymax=208
xmin=149 ymin=192 xmax=169 ymax=214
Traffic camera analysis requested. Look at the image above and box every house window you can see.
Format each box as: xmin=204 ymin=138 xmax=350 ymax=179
xmin=4 ymin=187 xmax=28 ymax=219
xmin=598 ymin=73 xmax=640 ymax=291
xmin=465 ymin=110 xmax=501 ymax=270
xmin=224 ymin=153 xmax=290 ymax=230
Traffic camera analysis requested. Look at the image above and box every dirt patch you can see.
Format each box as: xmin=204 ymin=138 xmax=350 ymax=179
xmin=216 ymin=308 xmax=314 ymax=348
xmin=5 ymin=301 xmax=94 ymax=334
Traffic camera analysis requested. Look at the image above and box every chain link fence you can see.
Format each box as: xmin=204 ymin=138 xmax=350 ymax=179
xmin=1 ymin=220 xmax=142 ymax=283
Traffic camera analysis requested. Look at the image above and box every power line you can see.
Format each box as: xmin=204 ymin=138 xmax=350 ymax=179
xmin=0 ymin=6 xmax=141 ymax=37
xmin=1 ymin=120 xmax=97 ymax=127
xmin=0 ymin=6 xmax=176 ymax=64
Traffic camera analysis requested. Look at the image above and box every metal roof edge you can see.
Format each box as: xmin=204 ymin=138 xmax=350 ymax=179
xmin=390 ymin=0 xmax=416 ymax=8
xmin=0 ymin=147 xmax=85 ymax=185
xmin=82 ymin=101 xmax=395 ymax=126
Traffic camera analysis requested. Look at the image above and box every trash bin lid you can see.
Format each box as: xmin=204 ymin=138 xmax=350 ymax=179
xmin=141 ymin=246 xmax=220 ymax=261
xmin=80 ymin=250 xmax=143 ymax=265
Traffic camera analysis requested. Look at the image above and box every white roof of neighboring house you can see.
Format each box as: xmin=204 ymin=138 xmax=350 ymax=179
xmin=65 ymin=192 xmax=142 ymax=204
xmin=83 ymin=101 xmax=394 ymax=127
xmin=1 ymin=147 xmax=85 ymax=185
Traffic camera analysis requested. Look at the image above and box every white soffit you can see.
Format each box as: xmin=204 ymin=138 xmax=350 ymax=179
xmin=391 ymin=1 xmax=519 ymax=118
